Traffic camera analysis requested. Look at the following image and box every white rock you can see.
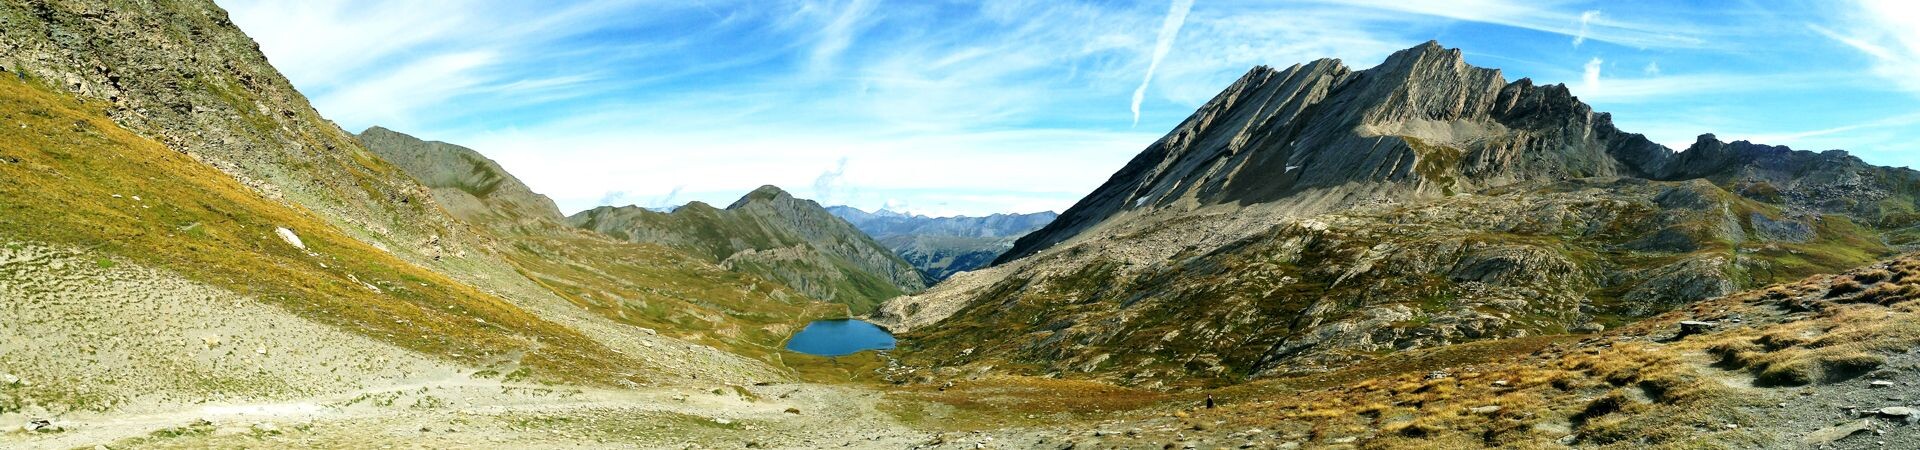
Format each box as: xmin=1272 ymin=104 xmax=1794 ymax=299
xmin=275 ymin=227 xmax=305 ymax=250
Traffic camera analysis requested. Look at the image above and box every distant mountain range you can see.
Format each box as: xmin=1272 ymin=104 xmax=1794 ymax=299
xmin=827 ymin=207 xmax=1056 ymax=285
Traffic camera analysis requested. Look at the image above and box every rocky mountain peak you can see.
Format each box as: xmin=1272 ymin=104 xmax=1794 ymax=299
xmin=995 ymin=40 xmax=1899 ymax=265
xmin=729 ymin=184 xmax=795 ymax=209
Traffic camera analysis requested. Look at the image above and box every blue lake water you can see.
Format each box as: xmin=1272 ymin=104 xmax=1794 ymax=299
xmin=784 ymin=319 xmax=896 ymax=356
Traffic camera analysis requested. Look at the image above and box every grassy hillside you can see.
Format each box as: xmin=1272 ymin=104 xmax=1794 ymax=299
xmin=0 ymin=0 xmax=483 ymax=270
xmin=0 ymin=74 xmax=643 ymax=386
xmin=893 ymin=177 xmax=1895 ymax=386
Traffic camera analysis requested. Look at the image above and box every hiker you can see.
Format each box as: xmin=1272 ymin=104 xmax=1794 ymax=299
xmin=1205 ymin=394 xmax=1215 ymax=409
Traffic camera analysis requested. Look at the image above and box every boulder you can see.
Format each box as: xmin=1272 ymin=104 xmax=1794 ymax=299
xmin=1677 ymin=320 xmax=1717 ymax=338
xmin=1804 ymin=419 xmax=1872 ymax=445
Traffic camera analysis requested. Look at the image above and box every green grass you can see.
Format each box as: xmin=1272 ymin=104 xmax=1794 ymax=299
xmin=0 ymin=75 xmax=643 ymax=386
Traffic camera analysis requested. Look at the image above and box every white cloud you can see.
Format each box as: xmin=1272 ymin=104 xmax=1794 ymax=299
xmin=811 ymin=157 xmax=851 ymax=204
xmin=1814 ymin=0 xmax=1920 ymax=96
xmin=1572 ymin=10 xmax=1600 ymax=47
xmin=1131 ymin=0 xmax=1196 ymax=126
xmin=1643 ymin=61 xmax=1660 ymax=76
xmin=1580 ymin=57 xmax=1603 ymax=95
xmin=311 ymin=51 xmax=497 ymax=131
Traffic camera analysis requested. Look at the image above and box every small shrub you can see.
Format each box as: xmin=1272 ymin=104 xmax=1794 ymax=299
xmin=1828 ymin=278 xmax=1865 ymax=297
xmin=1755 ymin=359 xmax=1815 ymax=387
xmin=1754 ymin=332 xmax=1806 ymax=351
xmin=1858 ymin=283 xmax=1920 ymax=305
xmin=1817 ymin=352 xmax=1885 ymax=382
xmin=1572 ymin=390 xmax=1631 ymax=426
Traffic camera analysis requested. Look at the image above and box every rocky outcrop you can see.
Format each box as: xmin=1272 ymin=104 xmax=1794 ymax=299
xmin=571 ymin=186 xmax=925 ymax=313
xmin=827 ymin=207 xmax=1056 ymax=284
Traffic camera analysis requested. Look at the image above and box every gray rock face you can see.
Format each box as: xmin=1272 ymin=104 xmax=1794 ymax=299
xmin=570 ymin=186 xmax=925 ymax=313
xmin=827 ymin=207 xmax=1056 ymax=284
xmin=999 ymin=41 xmax=1675 ymax=264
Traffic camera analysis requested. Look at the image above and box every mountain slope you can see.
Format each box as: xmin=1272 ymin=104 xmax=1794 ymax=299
xmin=881 ymin=41 xmax=1918 ymax=385
xmin=0 ymin=0 xmax=480 ymax=266
xmin=0 ymin=75 xmax=650 ymax=412
xmin=571 ymin=187 xmax=925 ymax=314
xmin=827 ymin=206 xmax=1056 ymax=284
xmin=355 ymin=127 xmax=844 ymax=366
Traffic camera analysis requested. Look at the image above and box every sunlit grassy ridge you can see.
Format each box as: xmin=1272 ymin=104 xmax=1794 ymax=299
xmin=0 ymin=75 xmax=643 ymax=385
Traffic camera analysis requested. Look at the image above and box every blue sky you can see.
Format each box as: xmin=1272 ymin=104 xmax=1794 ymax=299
xmin=218 ymin=0 xmax=1920 ymax=217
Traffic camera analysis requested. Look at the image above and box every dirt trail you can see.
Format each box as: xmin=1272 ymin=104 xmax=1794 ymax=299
xmin=10 ymin=374 xmax=940 ymax=449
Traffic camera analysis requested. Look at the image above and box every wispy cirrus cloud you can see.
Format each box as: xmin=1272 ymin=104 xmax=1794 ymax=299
xmin=1131 ymin=0 xmax=1195 ymax=126
xmin=1300 ymin=0 xmax=1711 ymax=49
xmin=1736 ymin=111 xmax=1920 ymax=146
